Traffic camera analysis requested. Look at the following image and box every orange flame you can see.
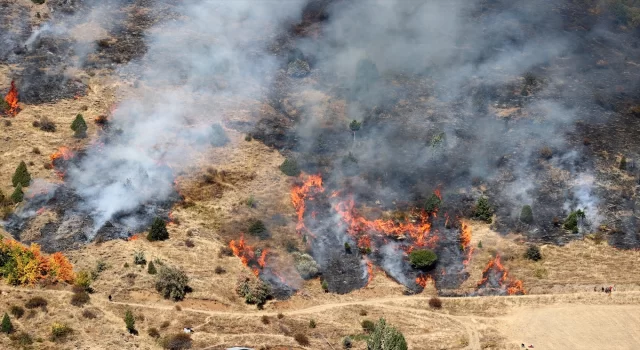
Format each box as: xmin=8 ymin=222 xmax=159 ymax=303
xmin=50 ymin=146 xmax=74 ymax=163
xmin=365 ymin=259 xmax=374 ymax=285
xmin=291 ymin=174 xmax=324 ymax=234
xmin=4 ymin=81 xmax=19 ymax=116
xmin=476 ymin=255 xmax=526 ymax=295
xmin=229 ymin=235 xmax=267 ymax=277
xmin=460 ymin=222 xmax=471 ymax=248
xmin=415 ymin=274 xmax=431 ymax=288
xmin=128 ymin=234 xmax=140 ymax=241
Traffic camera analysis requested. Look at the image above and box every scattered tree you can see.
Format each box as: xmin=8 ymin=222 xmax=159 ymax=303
xmin=525 ymin=245 xmax=542 ymax=261
xmin=71 ymin=114 xmax=88 ymax=138
xmin=473 ymin=197 xmax=494 ymax=223
xmin=124 ymin=310 xmax=136 ymax=333
xmin=367 ymin=318 xmax=408 ymax=350
xmin=409 ymin=249 xmax=438 ymax=270
xmin=279 ymin=158 xmax=301 ymax=177
xmin=155 ymin=265 xmax=189 ymax=301
xmin=563 ymin=209 xmax=586 ymax=233
xmin=148 ymin=217 xmax=169 ymax=241
xmin=349 ymin=120 xmax=362 ymax=143
xmin=147 ymin=261 xmax=157 ymax=275
xmin=478 ymin=241 xmax=483 ymax=248
xmin=424 ymin=193 xmax=442 ymax=213
xmin=1 ymin=313 xmax=12 ymax=334
xmin=235 ymin=274 xmax=271 ymax=306
xmin=10 ymin=184 xmax=24 ymax=203
xmin=520 ymin=205 xmax=534 ymax=224
xmin=12 ymin=161 xmax=31 ymax=187
xmin=133 ymin=251 xmax=147 ymax=265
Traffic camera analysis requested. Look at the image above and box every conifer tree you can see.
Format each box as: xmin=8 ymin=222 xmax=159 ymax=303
xmin=71 ymin=114 xmax=88 ymax=138
xmin=147 ymin=217 xmax=169 ymax=241
xmin=11 ymin=161 xmax=30 ymax=187
xmin=10 ymin=184 xmax=24 ymax=203
xmin=124 ymin=310 xmax=135 ymax=333
xmin=147 ymin=261 xmax=157 ymax=275
xmin=1 ymin=313 xmax=12 ymax=334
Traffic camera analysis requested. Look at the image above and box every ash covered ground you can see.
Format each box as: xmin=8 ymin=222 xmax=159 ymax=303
xmin=3 ymin=0 xmax=640 ymax=297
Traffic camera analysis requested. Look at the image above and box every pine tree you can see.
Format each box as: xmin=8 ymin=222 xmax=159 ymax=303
xmin=1 ymin=313 xmax=12 ymax=334
xmin=147 ymin=217 xmax=169 ymax=241
xmin=71 ymin=114 xmax=88 ymax=138
xmin=10 ymin=184 xmax=24 ymax=203
xmin=124 ymin=310 xmax=135 ymax=333
xmin=11 ymin=161 xmax=30 ymax=187
xmin=147 ymin=261 xmax=157 ymax=275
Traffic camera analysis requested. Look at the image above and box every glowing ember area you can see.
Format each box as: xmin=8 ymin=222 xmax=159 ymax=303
xmin=291 ymin=174 xmax=324 ymax=234
xmin=50 ymin=146 xmax=74 ymax=164
xmin=476 ymin=255 xmax=526 ymax=295
xmin=460 ymin=222 xmax=474 ymax=265
xmin=366 ymin=259 xmax=374 ymax=285
xmin=229 ymin=235 xmax=268 ymax=277
xmin=334 ymin=198 xmax=437 ymax=248
xmin=3 ymin=81 xmax=19 ymax=116
xmin=128 ymin=234 xmax=140 ymax=241
xmin=415 ymin=274 xmax=431 ymax=288
xmin=94 ymin=115 xmax=109 ymax=126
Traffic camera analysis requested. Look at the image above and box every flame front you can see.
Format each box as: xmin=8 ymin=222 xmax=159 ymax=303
xmin=229 ymin=235 xmax=268 ymax=277
xmin=476 ymin=255 xmax=526 ymax=295
xmin=3 ymin=81 xmax=19 ymax=116
xmin=415 ymin=274 xmax=431 ymax=288
xmin=291 ymin=174 xmax=324 ymax=234
xmin=50 ymin=146 xmax=74 ymax=163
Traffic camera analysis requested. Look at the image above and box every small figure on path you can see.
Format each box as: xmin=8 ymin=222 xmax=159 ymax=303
xmin=108 ymin=295 xmax=112 ymax=302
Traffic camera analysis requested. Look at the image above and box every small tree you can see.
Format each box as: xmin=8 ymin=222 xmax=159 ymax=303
xmin=248 ymin=220 xmax=268 ymax=239
xmin=349 ymin=120 xmax=362 ymax=143
xmin=74 ymin=270 xmax=92 ymax=292
xmin=620 ymin=156 xmax=627 ymax=170
xmin=525 ymin=245 xmax=542 ymax=261
xmin=1 ymin=313 xmax=12 ymax=334
xmin=71 ymin=114 xmax=88 ymax=138
xmin=133 ymin=251 xmax=147 ymax=265
xmin=520 ymin=205 xmax=533 ymax=224
xmin=148 ymin=218 xmax=169 ymax=241
xmin=10 ymin=184 xmax=24 ymax=203
xmin=563 ymin=209 xmax=586 ymax=233
xmin=235 ymin=274 xmax=271 ymax=306
xmin=124 ymin=310 xmax=135 ymax=333
xmin=478 ymin=240 xmax=483 ymax=248
xmin=12 ymin=161 xmax=31 ymax=187
xmin=344 ymin=242 xmax=351 ymax=253
xmin=321 ymin=280 xmax=329 ymax=292
xmin=424 ymin=193 xmax=442 ymax=213
xmin=155 ymin=265 xmax=189 ymax=301
xmin=409 ymin=249 xmax=438 ymax=270
xmin=309 ymin=319 xmax=316 ymax=328
xmin=473 ymin=197 xmax=494 ymax=223
xmin=147 ymin=261 xmax=157 ymax=275
xmin=367 ymin=318 xmax=408 ymax=350
xmin=279 ymin=158 xmax=301 ymax=177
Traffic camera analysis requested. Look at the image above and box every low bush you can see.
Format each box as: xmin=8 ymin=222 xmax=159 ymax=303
xmin=525 ymin=245 xmax=542 ymax=261
xmin=424 ymin=193 xmax=442 ymax=213
xmin=277 ymin=313 xmax=285 ymax=319
xmin=248 ymin=220 xmax=269 ymax=239
xmin=279 ymin=158 xmax=301 ymax=177
xmin=563 ymin=209 xmax=586 ymax=233
xmin=361 ymin=320 xmax=376 ymax=333
xmin=70 ymin=291 xmax=90 ymax=307
xmin=409 ymin=249 xmax=438 ymax=270
xmin=235 ymin=275 xmax=271 ymax=306
xmin=148 ymin=261 xmax=157 ymax=274
xmin=473 ymin=197 xmax=494 ymax=223
xmin=293 ymin=252 xmax=320 ymax=279
xmin=50 ymin=322 xmax=72 ymax=341
xmin=148 ymin=327 xmax=160 ymax=339
xmin=9 ymin=331 xmax=33 ymax=347
xmin=39 ymin=117 xmax=56 ymax=132
xmin=218 ymin=246 xmax=234 ymax=257
xmin=294 ymin=333 xmax=310 ymax=346
xmin=25 ymin=297 xmax=47 ymax=309
xmin=261 ymin=315 xmax=270 ymax=324
xmin=367 ymin=318 xmax=407 ymax=350
xmin=359 ymin=309 xmax=368 ymax=316
xmin=161 ymin=333 xmax=192 ymax=350
xmin=155 ymin=265 xmax=189 ymax=301
xmin=210 ymin=123 xmax=229 ymax=147
xmin=184 ymin=239 xmax=195 ymax=248
xmin=428 ymin=297 xmax=442 ymax=309
xmin=520 ymin=205 xmax=533 ymax=224
xmin=134 ymin=251 xmax=147 ymax=265
xmin=82 ymin=309 xmax=97 ymax=319
xmin=148 ymin=217 xmax=169 ymax=241
xmin=214 ymin=266 xmax=226 ymax=274
xmin=343 ymin=336 xmax=353 ymax=349
xmin=9 ymin=305 xmax=24 ymax=319
xmin=124 ymin=310 xmax=135 ymax=333
xmin=309 ymin=319 xmax=316 ymax=328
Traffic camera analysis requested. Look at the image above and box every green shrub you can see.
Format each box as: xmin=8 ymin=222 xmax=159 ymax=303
xmin=9 ymin=331 xmax=33 ymax=347
xmin=9 ymin=306 xmax=24 ymax=319
xmin=361 ymin=319 xmax=375 ymax=333
xmin=148 ymin=261 xmax=157 ymax=274
xmin=71 ymin=114 xmax=88 ymax=138
xmin=31 ymin=0 xmax=46 ymax=4
xmin=520 ymin=205 xmax=533 ymax=224
xmin=248 ymin=220 xmax=268 ymax=239
xmin=148 ymin=217 xmax=169 ymax=241
xmin=344 ymin=242 xmax=352 ymax=253
xmin=12 ymin=161 xmax=30 ymax=187
xmin=279 ymin=158 xmax=301 ymax=177
xmin=430 ymin=132 xmax=445 ymax=148
xmin=473 ymin=197 xmax=494 ymax=223
xmin=10 ymin=184 xmax=23 ymax=203
xmin=50 ymin=322 xmax=72 ymax=341
xmin=0 ymin=98 xmax=8 ymax=112
xmin=409 ymin=249 xmax=438 ymax=270
xmin=235 ymin=274 xmax=271 ymax=306
xmin=134 ymin=251 xmax=147 ymax=265
xmin=525 ymin=245 xmax=542 ymax=261
xmin=367 ymin=318 xmax=408 ymax=350
xmin=74 ymin=270 xmax=92 ymax=291
xmin=210 ymin=123 xmax=229 ymax=147
xmin=321 ymin=280 xmax=329 ymax=292
xmin=349 ymin=120 xmax=362 ymax=132
xmin=70 ymin=291 xmax=90 ymax=307
xmin=620 ymin=156 xmax=627 ymax=170
xmin=424 ymin=193 xmax=442 ymax=213
xmin=478 ymin=241 xmax=483 ymax=248
xmin=25 ymin=297 xmax=47 ymax=309
xmin=293 ymin=252 xmax=319 ymax=279
xmin=124 ymin=310 xmax=135 ymax=333
xmin=161 ymin=333 xmax=192 ymax=349
xmin=343 ymin=336 xmax=353 ymax=349
xmin=294 ymin=333 xmax=310 ymax=346
xmin=155 ymin=265 xmax=189 ymax=301
xmin=1 ymin=313 xmax=12 ymax=334
xmin=563 ymin=209 xmax=585 ymax=233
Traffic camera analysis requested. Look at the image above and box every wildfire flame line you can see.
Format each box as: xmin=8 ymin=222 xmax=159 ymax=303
xmin=476 ymin=255 xmax=526 ymax=295
xmin=229 ymin=235 xmax=268 ymax=277
xmin=291 ymin=174 xmax=324 ymax=235
xmin=3 ymin=81 xmax=19 ymax=116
